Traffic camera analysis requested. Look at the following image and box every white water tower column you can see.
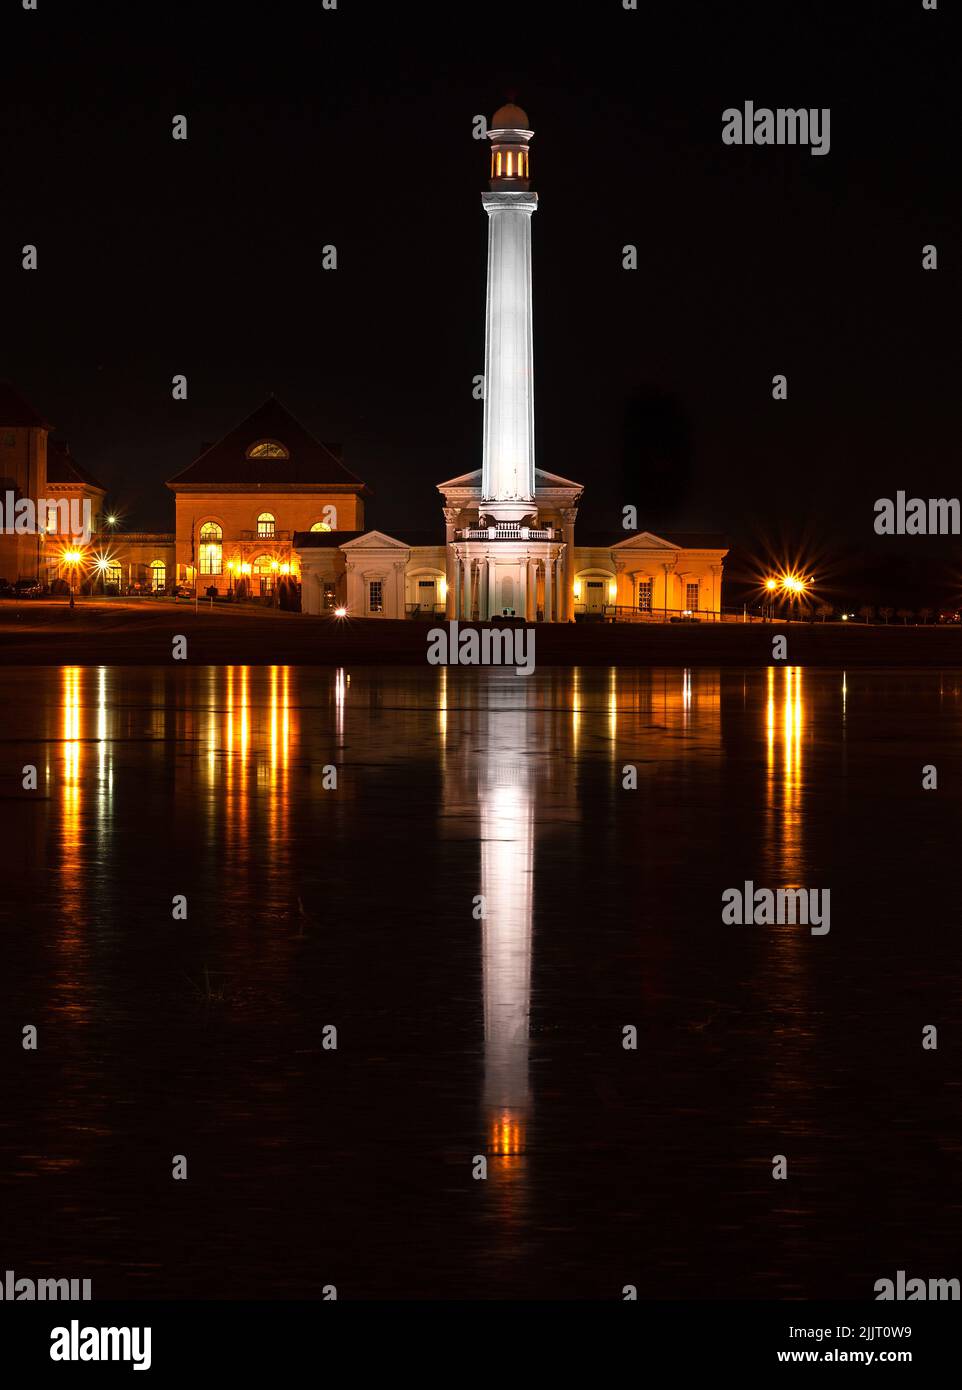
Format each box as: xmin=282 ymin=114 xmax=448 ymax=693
xmin=480 ymin=105 xmax=537 ymax=523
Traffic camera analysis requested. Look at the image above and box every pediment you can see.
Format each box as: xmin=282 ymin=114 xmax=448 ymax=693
xmin=437 ymin=469 xmax=481 ymax=490
xmin=338 ymin=529 xmax=411 ymax=551
xmin=611 ymin=531 xmax=681 ymax=552
xmin=535 ymin=468 xmax=583 ymax=491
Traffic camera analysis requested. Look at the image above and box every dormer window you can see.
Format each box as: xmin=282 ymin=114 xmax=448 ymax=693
xmin=256 ymin=511 xmax=276 ymax=537
xmin=246 ymin=440 xmax=289 ymax=460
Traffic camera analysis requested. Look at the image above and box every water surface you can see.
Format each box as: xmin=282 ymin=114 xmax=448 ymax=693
xmin=0 ymin=665 xmax=959 ymax=1299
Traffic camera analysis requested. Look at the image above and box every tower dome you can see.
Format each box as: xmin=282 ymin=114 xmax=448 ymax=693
xmin=491 ymin=102 xmax=530 ymax=130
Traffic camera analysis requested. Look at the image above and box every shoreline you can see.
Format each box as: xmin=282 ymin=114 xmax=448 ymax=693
xmin=1 ymin=600 xmax=961 ymax=667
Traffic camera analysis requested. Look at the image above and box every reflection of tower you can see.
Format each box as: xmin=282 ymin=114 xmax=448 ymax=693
xmin=481 ymin=104 xmax=537 ymax=519
xmin=480 ymin=715 xmax=533 ymax=1155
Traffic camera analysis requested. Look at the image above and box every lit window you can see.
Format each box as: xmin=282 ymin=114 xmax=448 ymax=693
xmin=199 ymin=521 xmax=222 ymax=574
xmin=257 ymin=511 xmax=275 ymax=537
xmin=506 ymin=151 xmax=513 ymax=178
xmin=150 ymin=560 xmax=166 ymax=592
xmin=246 ymin=440 xmax=289 ymax=459
xmin=310 ymin=521 xmax=332 ymax=533
xmin=252 ymin=554 xmax=276 ymax=597
xmin=686 ymin=582 xmax=699 ymax=611
xmin=322 ymin=583 xmax=336 ymax=610
xmin=495 ymin=151 xmax=502 ymax=177
xmin=368 ymin=580 xmax=383 ymax=614
xmin=638 ymin=579 xmax=652 ymax=611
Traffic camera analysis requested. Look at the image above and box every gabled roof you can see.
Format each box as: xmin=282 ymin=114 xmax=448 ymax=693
xmin=338 ymin=529 xmax=411 ymax=551
xmin=609 ymin=530 xmax=729 ymax=551
xmin=46 ymin=440 xmax=106 ymax=492
xmin=0 ymin=381 xmax=53 ymax=429
xmin=436 ymin=466 xmax=583 ymax=492
xmin=292 ymin=529 xmax=364 ymax=549
xmin=166 ymin=397 xmax=367 ymax=490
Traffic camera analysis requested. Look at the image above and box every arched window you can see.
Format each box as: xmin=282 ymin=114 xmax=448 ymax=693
xmin=310 ymin=521 xmax=332 ymax=533
xmin=150 ymin=559 xmax=167 ymax=592
xmin=246 ymin=440 xmax=289 ymax=459
xmin=199 ymin=521 xmax=222 ymax=575
xmin=252 ymin=554 xmax=277 ymax=596
xmin=256 ymin=511 xmax=275 ymax=538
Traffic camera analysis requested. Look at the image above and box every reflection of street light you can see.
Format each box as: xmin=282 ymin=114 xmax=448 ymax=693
xmin=334 ymin=606 xmax=347 ymax=619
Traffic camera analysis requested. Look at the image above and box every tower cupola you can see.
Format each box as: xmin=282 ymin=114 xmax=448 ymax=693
xmin=487 ymin=102 xmax=533 ymax=190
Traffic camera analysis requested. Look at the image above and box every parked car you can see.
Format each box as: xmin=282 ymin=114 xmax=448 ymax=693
xmin=14 ymin=578 xmax=44 ymax=597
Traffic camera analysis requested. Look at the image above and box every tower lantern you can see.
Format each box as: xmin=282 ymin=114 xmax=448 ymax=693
xmin=487 ymin=102 xmax=533 ymax=190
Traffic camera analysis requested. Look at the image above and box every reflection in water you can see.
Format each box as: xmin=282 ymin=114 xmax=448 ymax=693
xmin=480 ymin=716 xmax=533 ymax=1167
xmin=6 ymin=662 xmax=957 ymax=1298
xmin=765 ymin=665 xmax=805 ymax=879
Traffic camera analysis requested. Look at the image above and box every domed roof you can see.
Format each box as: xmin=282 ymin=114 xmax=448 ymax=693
xmin=491 ymin=102 xmax=530 ymax=130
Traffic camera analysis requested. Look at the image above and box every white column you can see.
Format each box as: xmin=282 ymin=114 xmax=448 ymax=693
xmin=543 ymin=554 xmax=552 ymax=624
xmin=562 ymin=508 xmax=577 ymax=621
xmin=454 ymin=554 xmax=462 ymax=619
xmin=480 ymin=192 xmax=538 ymax=509
xmin=486 ymin=558 xmax=495 ymax=620
xmin=443 ymin=507 xmax=458 ymax=618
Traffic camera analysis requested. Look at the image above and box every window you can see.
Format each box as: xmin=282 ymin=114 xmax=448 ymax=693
xmin=252 ymin=554 xmax=276 ymax=596
xmin=256 ymin=511 xmax=275 ymax=538
xmin=199 ymin=521 xmax=222 ymax=575
xmin=322 ymin=583 xmax=336 ymax=610
xmin=368 ymin=580 xmax=383 ymax=613
xmin=637 ymin=578 xmax=652 ymax=611
xmin=150 ymin=560 xmax=166 ymax=591
xmin=246 ymin=440 xmax=289 ymax=459
xmin=310 ymin=521 xmax=332 ymax=533
xmin=685 ymin=582 xmax=699 ymax=612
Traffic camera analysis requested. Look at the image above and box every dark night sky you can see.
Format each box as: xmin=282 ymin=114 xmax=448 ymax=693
xmin=3 ymin=0 xmax=959 ymax=601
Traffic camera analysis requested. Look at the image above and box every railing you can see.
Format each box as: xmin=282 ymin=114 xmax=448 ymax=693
xmin=239 ymin=529 xmax=292 ymax=542
xmin=405 ymin=603 xmax=446 ymax=619
xmin=458 ymin=525 xmax=555 ymax=541
xmin=600 ymin=605 xmax=748 ymax=624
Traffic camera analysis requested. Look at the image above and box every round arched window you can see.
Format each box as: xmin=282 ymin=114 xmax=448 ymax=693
xmin=199 ymin=522 xmax=222 ymax=575
xmin=246 ymin=440 xmax=289 ymax=459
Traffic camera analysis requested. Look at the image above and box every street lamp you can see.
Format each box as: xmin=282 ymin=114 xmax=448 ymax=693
xmin=764 ymin=576 xmax=778 ymax=620
xmin=64 ymin=549 xmax=82 ymax=608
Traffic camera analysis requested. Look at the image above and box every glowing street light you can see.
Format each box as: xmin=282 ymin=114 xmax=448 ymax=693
xmin=334 ymin=606 xmax=348 ymax=618
xmin=63 ymin=549 xmax=83 ymax=609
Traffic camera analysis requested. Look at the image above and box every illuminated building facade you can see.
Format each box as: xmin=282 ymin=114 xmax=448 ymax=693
xmin=166 ymin=397 xmax=368 ymax=598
